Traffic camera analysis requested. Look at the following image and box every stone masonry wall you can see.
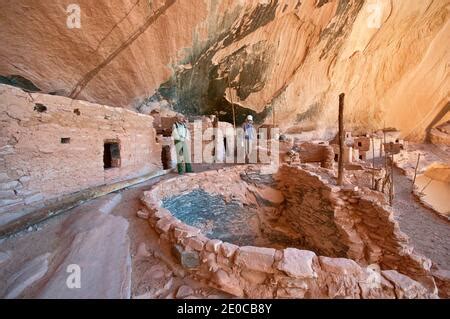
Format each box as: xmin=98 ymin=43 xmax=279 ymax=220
xmin=0 ymin=84 xmax=162 ymax=225
xmin=139 ymin=166 xmax=438 ymax=298
xmin=275 ymin=165 xmax=436 ymax=291
xmin=296 ymin=142 xmax=334 ymax=169
xmin=275 ymin=166 xmax=348 ymax=258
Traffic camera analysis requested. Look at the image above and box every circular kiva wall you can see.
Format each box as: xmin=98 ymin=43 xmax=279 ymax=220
xmin=140 ymin=165 xmax=438 ymax=298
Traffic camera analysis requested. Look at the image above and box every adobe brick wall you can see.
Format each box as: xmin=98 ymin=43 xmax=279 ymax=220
xmin=354 ymin=137 xmax=371 ymax=152
xmin=296 ymin=142 xmax=335 ymax=169
xmin=0 ymin=84 xmax=162 ymax=224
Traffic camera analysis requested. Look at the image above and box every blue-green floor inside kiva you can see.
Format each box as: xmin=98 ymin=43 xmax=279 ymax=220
xmin=163 ymin=188 xmax=304 ymax=249
xmin=163 ymin=189 xmax=259 ymax=246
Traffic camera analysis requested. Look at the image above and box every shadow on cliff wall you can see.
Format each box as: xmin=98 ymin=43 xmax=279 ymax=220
xmin=139 ymin=1 xmax=279 ymax=125
xmin=425 ymin=102 xmax=450 ymax=143
xmin=0 ymin=75 xmax=41 ymax=93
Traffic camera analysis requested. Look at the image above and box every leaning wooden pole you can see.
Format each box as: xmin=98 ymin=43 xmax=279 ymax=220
xmin=412 ymin=153 xmax=421 ymax=193
xmin=371 ymin=136 xmax=375 ymax=189
xmin=227 ymin=73 xmax=236 ymax=129
xmin=390 ymin=154 xmax=395 ymax=205
xmin=383 ymin=122 xmax=387 ymax=170
xmin=272 ymin=105 xmax=275 ymax=127
xmin=337 ymin=93 xmax=345 ymax=186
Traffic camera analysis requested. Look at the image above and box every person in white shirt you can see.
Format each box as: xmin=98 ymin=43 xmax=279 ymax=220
xmin=172 ymin=114 xmax=193 ymax=174
xmin=242 ymin=115 xmax=255 ymax=163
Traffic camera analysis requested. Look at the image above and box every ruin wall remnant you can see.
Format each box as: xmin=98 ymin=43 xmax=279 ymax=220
xmin=0 ymin=84 xmax=162 ymax=226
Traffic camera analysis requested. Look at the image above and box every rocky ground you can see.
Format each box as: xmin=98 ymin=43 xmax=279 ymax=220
xmin=0 ymin=158 xmax=448 ymax=298
xmin=395 ymin=143 xmax=450 ymax=180
xmin=0 ymin=165 xmax=230 ymax=299
xmin=390 ymin=143 xmax=450 ymax=271
xmin=392 ymin=166 xmax=450 ymax=270
xmin=394 ymin=143 xmax=450 ymax=218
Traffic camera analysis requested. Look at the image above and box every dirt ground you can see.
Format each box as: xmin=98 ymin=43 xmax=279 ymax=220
xmin=391 ymin=143 xmax=450 ymax=270
xmin=392 ymin=166 xmax=450 ymax=270
xmin=0 ymin=165 xmax=231 ymax=299
xmin=0 ymin=156 xmax=448 ymax=298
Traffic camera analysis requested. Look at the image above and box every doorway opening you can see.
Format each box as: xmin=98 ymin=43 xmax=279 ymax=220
xmin=104 ymin=140 xmax=121 ymax=169
xmin=161 ymin=145 xmax=172 ymax=169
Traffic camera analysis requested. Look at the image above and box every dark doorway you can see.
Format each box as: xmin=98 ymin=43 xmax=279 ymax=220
xmin=161 ymin=145 xmax=172 ymax=169
xmin=104 ymin=141 xmax=121 ymax=169
xmin=224 ymin=137 xmax=227 ymax=152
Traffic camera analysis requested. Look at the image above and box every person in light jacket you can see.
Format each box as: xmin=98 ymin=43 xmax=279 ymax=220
xmin=172 ymin=114 xmax=193 ymax=174
xmin=242 ymin=115 xmax=255 ymax=163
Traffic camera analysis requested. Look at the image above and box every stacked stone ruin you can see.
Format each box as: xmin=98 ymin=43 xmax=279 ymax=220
xmin=138 ymin=165 xmax=441 ymax=298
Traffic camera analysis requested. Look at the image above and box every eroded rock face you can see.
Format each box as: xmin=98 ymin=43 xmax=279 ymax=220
xmin=0 ymin=0 xmax=448 ymax=141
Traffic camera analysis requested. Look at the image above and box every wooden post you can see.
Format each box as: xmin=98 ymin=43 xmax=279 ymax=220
xmin=390 ymin=154 xmax=395 ymax=205
xmin=371 ymin=136 xmax=375 ymax=189
xmin=379 ymin=137 xmax=383 ymax=158
xmin=227 ymin=71 xmax=236 ymax=129
xmin=383 ymin=123 xmax=387 ymax=170
xmin=412 ymin=153 xmax=421 ymax=192
xmin=272 ymin=104 xmax=275 ymax=127
xmin=337 ymin=93 xmax=345 ymax=186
